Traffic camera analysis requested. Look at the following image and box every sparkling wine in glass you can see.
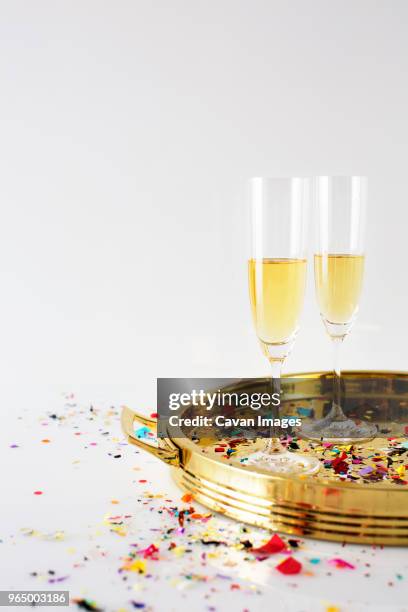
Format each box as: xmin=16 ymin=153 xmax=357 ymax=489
xmin=247 ymin=177 xmax=320 ymax=474
xmin=301 ymin=176 xmax=377 ymax=442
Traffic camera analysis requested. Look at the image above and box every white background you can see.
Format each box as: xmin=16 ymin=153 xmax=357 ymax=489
xmin=1 ymin=1 xmax=408 ymax=400
xmin=1 ymin=4 xmax=408 ymax=611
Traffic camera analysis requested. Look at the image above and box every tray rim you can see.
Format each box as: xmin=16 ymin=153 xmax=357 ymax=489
xmin=159 ymin=369 xmax=408 ymax=492
xmin=121 ymin=371 xmax=408 ymax=545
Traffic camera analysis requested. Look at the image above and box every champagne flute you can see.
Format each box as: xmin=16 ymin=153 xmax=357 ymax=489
xmin=247 ymin=177 xmax=320 ymax=474
xmin=301 ymin=176 xmax=377 ymax=442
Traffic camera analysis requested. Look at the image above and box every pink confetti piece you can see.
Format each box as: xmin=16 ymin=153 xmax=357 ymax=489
xmin=328 ymin=558 xmax=355 ymax=569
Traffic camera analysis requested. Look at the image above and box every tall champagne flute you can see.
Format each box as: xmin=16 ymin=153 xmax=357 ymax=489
xmin=247 ymin=177 xmax=320 ymax=474
xmin=302 ymin=176 xmax=377 ymax=442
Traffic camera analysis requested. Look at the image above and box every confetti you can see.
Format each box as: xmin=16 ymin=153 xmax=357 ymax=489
xmin=122 ymin=559 xmax=147 ymax=574
xmin=72 ymin=599 xmax=103 ymax=611
xmin=276 ymin=556 xmax=302 ymax=575
xmin=139 ymin=544 xmax=159 ymax=559
xmin=329 ymin=558 xmax=355 ymax=569
xmin=297 ymin=407 xmax=313 ymax=417
xmin=251 ymin=534 xmax=287 ymax=556
xmin=6 ymin=391 xmax=407 ymax=612
xmin=135 ymin=427 xmax=151 ymax=439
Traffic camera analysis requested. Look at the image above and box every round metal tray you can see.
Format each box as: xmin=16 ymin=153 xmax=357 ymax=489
xmin=121 ymin=371 xmax=408 ymax=545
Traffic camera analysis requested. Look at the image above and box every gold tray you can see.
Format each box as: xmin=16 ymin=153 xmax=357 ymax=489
xmin=121 ymin=371 xmax=408 ymax=545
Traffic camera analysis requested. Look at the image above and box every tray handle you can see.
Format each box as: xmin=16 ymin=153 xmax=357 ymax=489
xmin=121 ymin=406 xmax=180 ymax=466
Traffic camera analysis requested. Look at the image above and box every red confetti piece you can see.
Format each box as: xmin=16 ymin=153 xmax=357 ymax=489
xmin=139 ymin=479 xmax=147 ymax=483
xmin=214 ymin=447 xmax=225 ymax=452
xmin=252 ymin=534 xmax=286 ymax=556
xmin=150 ymin=413 xmax=158 ymax=419
xmin=332 ymin=458 xmax=349 ymax=474
xmin=140 ymin=543 xmax=159 ymax=559
xmin=276 ymin=556 xmax=302 ymax=575
xmin=323 ymin=488 xmax=340 ymax=496
xmin=33 ymin=491 xmax=43 ymax=495
xmin=178 ymin=510 xmax=186 ymax=527
xmin=228 ymin=439 xmax=244 ymax=446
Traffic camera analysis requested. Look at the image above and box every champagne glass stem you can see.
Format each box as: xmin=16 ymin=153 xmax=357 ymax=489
xmin=264 ymin=358 xmax=284 ymax=453
xmin=270 ymin=359 xmax=283 ymax=380
xmin=331 ymin=336 xmax=347 ymax=421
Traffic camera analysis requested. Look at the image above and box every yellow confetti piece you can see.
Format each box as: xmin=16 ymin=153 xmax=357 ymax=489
xmin=207 ymin=552 xmax=220 ymax=559
xmin=21 ymin=528 xmax=37 ymax=537
xmin=122 ymin=559 xmax=147 ymax=574
xmin=111 ymin=526 xmax=127 ymax=536
xmin=326 ymin=606 xmax=340 ymax=612
xmin=171 ymin=546 xmax=186 ymax=557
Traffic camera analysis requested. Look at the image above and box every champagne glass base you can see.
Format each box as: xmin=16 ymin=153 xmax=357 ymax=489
xmin=299 ymin=418 xmax=377 ymax=444
xmin=246 ymin=449 xmax=320 ymax=475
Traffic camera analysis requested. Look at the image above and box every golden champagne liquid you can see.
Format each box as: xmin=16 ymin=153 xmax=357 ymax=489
xmin=248 ymin=258 xmax=307 ymax=344
xmin=314 ymin=254 xmax=365 ymax=324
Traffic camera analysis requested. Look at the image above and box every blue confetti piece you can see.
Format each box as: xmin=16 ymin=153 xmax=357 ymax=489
xmin=135 ymin=426 xmax=150 ymax=439
xmin=297 ymin=406 xmax=313 ymax=417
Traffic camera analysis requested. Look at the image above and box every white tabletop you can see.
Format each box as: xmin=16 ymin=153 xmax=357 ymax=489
xmin=1 ymin=386 xmax=407 ymax=612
